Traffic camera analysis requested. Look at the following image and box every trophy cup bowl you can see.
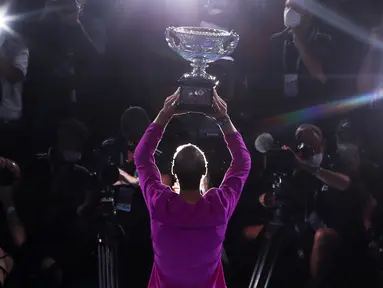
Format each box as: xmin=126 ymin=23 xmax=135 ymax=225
xmin=165 ymin=26 xmax=239 ymax=113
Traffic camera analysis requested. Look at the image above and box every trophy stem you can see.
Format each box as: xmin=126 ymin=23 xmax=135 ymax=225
xmin=190 ymin=60 xmax=209 ymax=78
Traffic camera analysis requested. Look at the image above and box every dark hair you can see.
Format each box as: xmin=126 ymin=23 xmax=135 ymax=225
xmin=120 ymin=106 xmax=150 ymax=143
xmin=171 ymin=144 xmax=207 ymax=191
xmin=58 ymin=118 xmax=89 ymax=147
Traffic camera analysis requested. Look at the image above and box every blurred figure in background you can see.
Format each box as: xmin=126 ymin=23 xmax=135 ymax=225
xmin=25 ymin=0 xmax=99 ymax=151
xmin=0 ymin=0 xmax=29 ymax=163
xmin=269 ymin=0 xmax=333 ymax=114
xmin=0 ymin=158 xmax=24 ymax=288
xmin=18 ymin=118 xmax=92 ymax=287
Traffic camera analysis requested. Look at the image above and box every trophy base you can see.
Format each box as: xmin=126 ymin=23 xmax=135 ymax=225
xmin=177 ymin=77 xmax=215 ymax=114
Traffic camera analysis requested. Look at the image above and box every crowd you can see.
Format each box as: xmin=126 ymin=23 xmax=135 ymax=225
xmin=0 ymin=0 xmax=383 ymax=287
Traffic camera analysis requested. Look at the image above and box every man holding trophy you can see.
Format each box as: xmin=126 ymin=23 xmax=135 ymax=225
xmin=134 ymin=87 xmax=250 ymax=287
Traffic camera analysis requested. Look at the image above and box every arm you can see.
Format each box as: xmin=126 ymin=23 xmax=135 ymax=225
xmin=0 ymin=44 xmax=28 ymax=84
xmin=314 ymin=168 xmax=350 ymax=191
xmin=357 ymin=27 xmax=381 ymax=93
xmin=357 ymin=47 xmax=379 ymax=93
xmin=294 ymin=36 xmax=327 ymax=83
xmin=134 ymin=110 xmax=169 ymax=205
xmin=1 ymin=187 xmax=26 ymax=247
xmin=298 ymin=161 xmax=351 ymax=191
xmin=218 ymin=116 xmax=252 ymax=209
xmin=116 ymin=168 xmax=139 ymax=187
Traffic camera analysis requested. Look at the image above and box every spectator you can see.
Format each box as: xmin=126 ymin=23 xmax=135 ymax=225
xmin=18 ymin=118 xmax=92 ymax=287
xmin=0 ymin=0 xmax=29 ymax=161
xmin=268 ymin=0 xmax=333 ymax=115
xmin=26 ymin=0 xmax=99 ymax=151
xmin=0 ymin=158 xmax=24 ymax=288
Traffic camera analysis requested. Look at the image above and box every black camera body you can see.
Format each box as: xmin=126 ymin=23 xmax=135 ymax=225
xmin=262 ymin=143 xmax=316 ymax=219
xmin=264 ymin=143 xmax=315 ymax=174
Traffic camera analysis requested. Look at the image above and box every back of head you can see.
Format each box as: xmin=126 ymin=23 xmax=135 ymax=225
xmin=295 ymin=124 xmax=324 ymax=154
xmin=120 ymin=106 xmax=150 ymax=144
xmin=171 ymin=144 xmax=207 ymax=191
xmin=57 ymin=118 xmax=89 ymax=151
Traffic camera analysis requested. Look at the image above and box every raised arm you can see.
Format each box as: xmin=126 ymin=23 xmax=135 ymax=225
xmin=134 ymin=92 xmax=179 ymax=206
xmin=213 ymin=92 xmax=251 ymax=213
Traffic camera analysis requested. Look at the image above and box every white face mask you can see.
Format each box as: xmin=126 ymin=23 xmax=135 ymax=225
xmin=62 ymin=150 xmax=82 ymax=162
xmin=309 ymin=153 xmax=323 ymax=167
xmin=337 ymin=143 xmax=358 ymax=161
xmin=284 ymin=7 xmax=302 ymax=28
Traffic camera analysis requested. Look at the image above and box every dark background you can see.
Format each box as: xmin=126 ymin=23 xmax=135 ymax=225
xmin=5 ymin=0 xmax=383 ymax=286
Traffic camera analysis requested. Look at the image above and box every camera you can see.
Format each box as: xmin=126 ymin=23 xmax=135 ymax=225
xmin=264 ymin=143 xmax=315 ymax=174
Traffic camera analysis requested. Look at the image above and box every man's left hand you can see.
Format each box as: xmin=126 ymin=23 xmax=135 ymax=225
xmin=282 ymin=146 xmax=316 ymax=173
xmin=155 ymin=89 xmax=182 ymax=126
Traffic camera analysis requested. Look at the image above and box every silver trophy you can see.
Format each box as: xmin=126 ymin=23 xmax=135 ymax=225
xmin=165 ymin=26 xmax=239 ymax=112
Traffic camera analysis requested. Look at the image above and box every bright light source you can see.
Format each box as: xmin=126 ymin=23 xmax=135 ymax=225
xmin=0 ymin=18 xmax=7 ymax=29
xmin=0 ymin=8 xmax=9 ymax=30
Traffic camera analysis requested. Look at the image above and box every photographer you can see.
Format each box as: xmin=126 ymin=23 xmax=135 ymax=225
xmin=287 ymin=124 xmax=373 ymax=287
xmin=254 ymin=123 xmax=369 ymax=286
xmin=99 ymin=106 xmax=173 ymax=286
xmin=19 ymin=118 xmax=92 ymax=287
xmin=134 ymin=89 xmax=251 ymax=287
xmin=0 ymin=158 xmax=24 ymax=288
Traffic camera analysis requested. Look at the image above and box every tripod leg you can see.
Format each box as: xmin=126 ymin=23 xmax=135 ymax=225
xmin=98 ymin=244 xmax=105 ymax=288
xmin=264 ymin=238 xmax=283 ymax=288
xmin=98 ymin=244 xmax=102 ymax=288
xmin=110 ymin=248 xmax=114 ymax=288
xmin=107 ymin=247 xmax=111 ymax=288
xmin=249 ymin=235 xmax=272 ymax=288
xmin=113 ymin=245 xmax=119 ymax=288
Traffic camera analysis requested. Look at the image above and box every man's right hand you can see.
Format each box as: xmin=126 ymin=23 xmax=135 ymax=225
xmin=211 ymin=89 xmax=228 ymax=120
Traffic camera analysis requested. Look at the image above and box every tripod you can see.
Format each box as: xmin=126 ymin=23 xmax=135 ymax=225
xmin=97 ymin=184 xmax=126 ymax=288
xmin=97 ymin=219 xmax=125 ymax=288
xmin=248 ymin=208 xmax=310 ymax=288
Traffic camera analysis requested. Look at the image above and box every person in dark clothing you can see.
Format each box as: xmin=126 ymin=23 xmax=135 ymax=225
xmin=294 ymin=124 xmax=376 ymax=287
xmin=269 ymin=0 xmax=333 ymax=115
xmin=98 ymin=107 xmax=172 ymax=287
xmin=0 ymin=158 xmax=24 ymax=288
xmin=17 ymin=118 xmax=93 ymax=287
xmin=25 ymin=0 xmax=100 ymax=151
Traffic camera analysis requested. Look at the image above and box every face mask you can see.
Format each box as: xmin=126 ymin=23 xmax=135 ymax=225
xmin=309 ymin=153 xmax=323 ymax=167
xmin=284 ymin=7 xmax=302 ymax=28
xmin=337 ymin=143 xmax=358 ymax=160
xmin=62 ymin=150 xmax=82 ymax=162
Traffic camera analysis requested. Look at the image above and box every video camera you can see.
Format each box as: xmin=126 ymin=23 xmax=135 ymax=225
xmin=255 ymin=133 xmax=315 ymax=174
xmin=255 ymin=133 xmax=316 ymax=213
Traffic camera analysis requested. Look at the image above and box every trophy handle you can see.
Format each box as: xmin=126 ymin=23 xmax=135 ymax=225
xmin=165 ymin=27 xmax=181 ymax=53
xmin=222 ymin=31 xmax=239 ymax=56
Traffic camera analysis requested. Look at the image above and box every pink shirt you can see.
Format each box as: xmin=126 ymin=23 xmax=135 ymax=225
xmin=134 ymin=123 xmax=251 ymax=288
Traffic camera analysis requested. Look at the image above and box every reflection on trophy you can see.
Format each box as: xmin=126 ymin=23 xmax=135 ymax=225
xmin=165 ymin=26 xmax=239 ymax=112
